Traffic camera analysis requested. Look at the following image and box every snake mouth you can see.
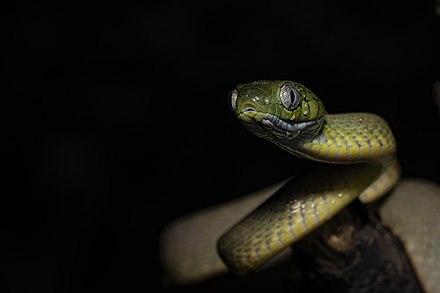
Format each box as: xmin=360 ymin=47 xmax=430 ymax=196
xmin=239 ymin=111 xmax=323 ymax=141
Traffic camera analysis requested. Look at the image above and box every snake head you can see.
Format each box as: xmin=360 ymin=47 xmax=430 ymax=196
xmin=228 ymin=80 xmax=327 ymax=144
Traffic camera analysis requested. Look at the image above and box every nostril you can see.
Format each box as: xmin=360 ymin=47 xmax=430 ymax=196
xmin=244 ymin=106 xmax=256 ymax=112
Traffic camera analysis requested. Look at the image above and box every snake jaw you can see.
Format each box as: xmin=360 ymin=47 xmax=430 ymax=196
xmin=239 ymin=110 xmax=324 ymax=143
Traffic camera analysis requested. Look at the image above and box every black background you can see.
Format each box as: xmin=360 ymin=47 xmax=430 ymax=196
xmin=3 ymin=1 xmax=440 ymax=292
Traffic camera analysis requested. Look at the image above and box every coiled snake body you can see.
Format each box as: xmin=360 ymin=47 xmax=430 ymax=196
xmin=160 ymin=80 xmax=440 ymax=292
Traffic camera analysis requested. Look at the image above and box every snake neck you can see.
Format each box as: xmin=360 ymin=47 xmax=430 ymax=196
xmin=285 ymin=113 xmax=397 ymax=164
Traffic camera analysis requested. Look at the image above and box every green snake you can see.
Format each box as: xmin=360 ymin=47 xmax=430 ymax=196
xmin=160 ymin=80 xmax=440 ymax=292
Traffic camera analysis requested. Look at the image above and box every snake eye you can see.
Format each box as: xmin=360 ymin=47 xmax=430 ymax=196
xmin=280 ymin=83 xmax=300 ymax=110
xmin=228 ymin=89 xmax=238 ymax=110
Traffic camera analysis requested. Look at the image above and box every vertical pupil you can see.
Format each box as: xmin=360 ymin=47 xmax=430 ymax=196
xmin=289 ymin=90 xmax=295 ymax=104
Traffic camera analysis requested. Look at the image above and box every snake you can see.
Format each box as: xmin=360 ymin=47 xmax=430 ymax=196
xmin=160 ymin=80 xmax=440 ymax=292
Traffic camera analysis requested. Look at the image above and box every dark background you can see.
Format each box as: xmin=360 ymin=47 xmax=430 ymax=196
xmin=3 ymin=1 xmax=440 ymax=292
